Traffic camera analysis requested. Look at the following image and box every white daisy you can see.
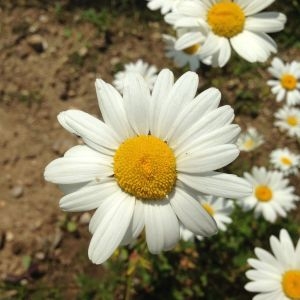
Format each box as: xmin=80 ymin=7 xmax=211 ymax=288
xmin=239 ymin=167 xmax=299 ymax=223
xmin=162 ymin=28 xmax=214 ymax=71
xmin=267 ymin=57 xmax=300 ymax=106
xmin=236 ymin=127 xmax=264 ymax=152
xmin=147 ymin=0 xmax=185 ymax=14
xmin=180 ymin=195 xmax=234 ymax=241
xmin=44 ymin=69 xmax=252 ymax=264
xmin=274 ymin=105 xmax=300 ymax=138
xmin=270 ymin=147 xmax=300 ymax=175
xmin=165 ymin=0 xmax=286 ymax=67
xmin=245 ymin=229 xmax=300 ymax=300
xmin=113 ymin=59 xmax=158 ymax=93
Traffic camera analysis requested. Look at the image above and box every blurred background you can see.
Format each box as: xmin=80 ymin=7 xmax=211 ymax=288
xmin=0 ymin=1 xmax=300 ymax=299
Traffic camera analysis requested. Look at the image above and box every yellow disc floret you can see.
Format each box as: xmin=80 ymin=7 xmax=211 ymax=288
xmin=281 ymin=74 xmax=297 ymax=91
xmin=281 ymin=156 xmax=292 ymax=166
xmin=114 ymin=135 xmax=176 ymax=200
xmin=207 ymin=1 xmax=245 ymax=38
xmin=243 ymin=138 xmax=254 ymax=150
xmin=282 ymin=270 xmax=300 ymax=299
xmin=255 ymin=185 xmax=273 ymax=202
xmin=202 ymin=203 xmax=215 ymax=216
xmin=183 ymin=44 xmax=201 ymax=55
xmin=287 ymin=116 xmax=298 ymax=127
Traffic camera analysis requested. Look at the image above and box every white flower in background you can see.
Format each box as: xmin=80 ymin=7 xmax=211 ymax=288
xmin=165 ymin=0 xmax=286 ymax=67
xmin=180 ymin=195 xmax=234 ymax=241
xmin=147 ymin=0 xmax=186 ymax=14
xmin=270 ymin=148 xmax=300 ymax=175
xmin=245 ymin=229 xmax=300 ymax=300
xmin=274 ymin=106 xmax=300 ymax=138
xmin=267 ymin=57 xmax=300 ymax=106
xmin=236 ymin=127 xmax=264 ymax=152
xmin=180 ymin=225 xmax=197 ymax=242
xmin=113 ymin=59 xmax=158 ymax=93
xmin=44 ymin=69 xmax=252 ymax=264
xmin=162 ymin=28 xmax=215 ymax=71
xmin=239 ymin=167 xmax=299 ymax=223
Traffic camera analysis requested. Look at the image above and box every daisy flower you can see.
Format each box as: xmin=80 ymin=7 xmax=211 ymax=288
xmin=162 ymin=28 xmax=215 ymax=71
xmin=180 ymin=195 xmax=234 ymax=241
xmin=165 ymin=0 xmax=286 ymax=67
xmin=267 ymin=57 xmax=300 ymax=106
xmin=270 ymin=147 xmax=300 ymax=175
xmin=113 ymin=59 xmax=158 ymax=93
xmin=147 ymin=0 xmax=185 ymax=14
xmin=44 ymin=69 xmax=252 ymax=264
xmin=236 ymin=127 xmax=264 ymax=152
xmin=239 ymin=167 xmax=299 ymax=223
xmin=274 ymin=106 xmax=300 ymax=138
xmin=245 ymin=229 xmax=300 ymax=300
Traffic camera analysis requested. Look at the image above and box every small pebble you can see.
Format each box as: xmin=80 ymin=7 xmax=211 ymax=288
xmin=11 ymin=186 xmax=24 ymax=198
xmin=6 ymin=231 xmax=14 ymax=242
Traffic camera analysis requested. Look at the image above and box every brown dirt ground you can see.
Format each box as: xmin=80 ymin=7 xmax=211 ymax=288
xmin=0 ymin=1 xmax=300 ymax=299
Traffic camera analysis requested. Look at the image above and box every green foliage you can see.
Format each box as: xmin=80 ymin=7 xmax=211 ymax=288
xmin=72 ymin=206 xmax=298 ymax=300
xmin=0 ymin=283 xmax=62 ymax=300
xmin=81 ymin=8 xmax=111 ymax=32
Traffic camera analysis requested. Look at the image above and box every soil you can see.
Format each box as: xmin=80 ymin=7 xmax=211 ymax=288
xmin=0 ymin=1 xmax=299 ymax=299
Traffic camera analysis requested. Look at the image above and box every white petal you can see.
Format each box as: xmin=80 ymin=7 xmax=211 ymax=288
xmin=123 ymin=73 xmax=150 ymax=135
xmin=59 ymin=182 xmax=89 ymax=195
xmin=167 ymin=87 xmax=222 ymax=145
xmin=88 ymin=192 xmax=135 ymax=264
xmin=44 ymin=155 xmax=113 ymax=184
xmin=150 ymin=69 xmax=174 ymax=135
xmin=178 ymin=172 xmax=252 ymax=199
xmin=231 ymin=31 xmax=276 ymax=63
xmin=175 ymin=32 xmax=204 ymax=51
xmin=175 ymin=124 xmax=240 ymax=157
xmin=217 ymin=37 xmax=231 ymax=67
xmin=95 ymin=79 xmax=134 ymax=140
xmin=172 ymin=105 xmax=234 ymax=151
xmin=271 ymin=57 xmax=285 ymax=71
xmin=252 ymin=291 xmax=284 ymax=300
xmin=177 ymin=144 xmax=239 ymax=173
xmin=279 ymin=229 xmax=296 ymax=265
xmin=121 ymin=199 xmax=145 ymax=245
xmin=245 ymin=12 xmax=286 ymax=33
xmin=254 ymin=248 xmax=284 ymax=272
xmin=247 ymin=258 xmax=282 ymax=274
xmin=57 ymin=110 xmax=120 ymax=155
xmin=64 ymin=145 xmax=105 ymax=158
xmin=199 ymin=33 xmax=220 ymax=58
xmin=144 ymin=199 xmax=180 ymax=254
xmin=177 ymin=0 xmax=204 ymax=18
xmin=170 ymin=187 xmax=217 ymax=236
xmin=59 ymin=179 xmax=118 ymax=212
xmin=157 ymin=71 xmax=199 ymax=140
xmin=240 ymin=0 xmax=276 ymax=16
xmin=270 ymin=235 xmax=290 ymax=266
xmin=245 ymin=280 xmax=280 ymax=293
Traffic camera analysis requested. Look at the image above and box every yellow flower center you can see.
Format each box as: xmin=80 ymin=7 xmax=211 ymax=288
xmin=183 ymin=44 xmax=201 ymax=55
xmin=282 ymin=270 xmax=300 ymax=299
xmin=243 ymin=138 xmax=254 ymax=150
xmin=287 ymin=116 xmax=298 ymax=127
xmin=255 ymin=185 xmax=273 ymax=202
xmin=281 ymin=74 xmax=297 ymax=91
xmin=207 ymin=1 xmax=245 ymax=38
xmin=202 ymin=202 xmax=215 ymax=216
xmin=281 ymin=156 xmax=292 ymax=166
xmin=114 ymin=135 xmax=176 ymax=200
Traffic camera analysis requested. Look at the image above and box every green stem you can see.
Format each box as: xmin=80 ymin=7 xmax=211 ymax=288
xmin=124 ymin=271 xmax=134 ymax=300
